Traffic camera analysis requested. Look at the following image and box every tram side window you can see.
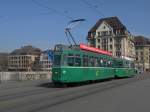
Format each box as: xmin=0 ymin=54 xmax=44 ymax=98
xmin=98 ymin=58 xmax=103 ymax=67
xmin=89 ymin=56 xmax=95 ymax=66
xmin=67 ymin=54 xmax=74 ymax=66
xmin=125 ymin=61 xmax=129 ymax=68
xmin=83 ymin=55 xmax=88 ymax=66
xmin=117 ymin=61 xmax=123 ymax=68
xmin=94 ymin=57 xmax=99 ymax=67
xmin=107 ymin=60 xmax=112 ymax=67
xmin=130 ymin=62 xmax=135 ymax=68
xmin=75 ymin=54 xmax=81 ymax=66
xmin=103 ymin=59 xmax=107 ymax=67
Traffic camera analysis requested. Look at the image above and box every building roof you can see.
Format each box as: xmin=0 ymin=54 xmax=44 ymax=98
xmin=0 ymin=53 xmax=9 ymax=56
xmin=10 ymin=45 xmax=41 ymax=55
xmin=89 ymin=16 xmax=126 ymax=33
xmin=134 ymin=36 xmax=150 ymax=46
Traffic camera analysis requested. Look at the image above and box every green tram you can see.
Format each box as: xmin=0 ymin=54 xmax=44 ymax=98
xmin=52 ymin=44 xmax=136 ymax=84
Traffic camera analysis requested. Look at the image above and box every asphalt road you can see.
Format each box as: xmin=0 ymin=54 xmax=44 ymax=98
xmin=0 ymin=73 xmax=150 ymax=112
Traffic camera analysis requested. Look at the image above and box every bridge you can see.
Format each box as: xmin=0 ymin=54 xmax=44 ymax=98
xmin=0 ymin=72 xmax=150 ymax=112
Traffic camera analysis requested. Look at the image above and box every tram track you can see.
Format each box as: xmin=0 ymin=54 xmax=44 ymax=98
xmin=0 ymin=74 xmax=149 ymax=112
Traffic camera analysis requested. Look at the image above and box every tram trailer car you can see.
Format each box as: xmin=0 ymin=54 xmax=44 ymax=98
xmin=52 ymin=44 xmax=136 ymax=84
xmin=114 ymin=58 xmax=136 ymax=78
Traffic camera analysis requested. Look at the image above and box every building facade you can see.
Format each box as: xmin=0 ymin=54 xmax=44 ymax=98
xmin=0 ymin=53 xmax=9 ymax=71
xmin=87 ymin=17 xmax=135 ymax=58
xmin=8 ymin=45 xmax=41 ymax=71
xmin=39 ymin=50 xmax=53 ymax=71
xmin=134 ymin=36 xmax=150 ymax=71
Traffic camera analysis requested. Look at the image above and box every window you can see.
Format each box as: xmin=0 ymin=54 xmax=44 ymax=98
xmin=102 ymin=38 xmax=107 ymax=43
xmin=117 ymin=61 xmax=123 ymax=67
xmin=92 ymin=32 xmax=96 ymax=37
xmin=75 ymin=54 xmax=81 ymax=66
xmin=98 ymin=45 xmax=100 ymax=49
xmin=107 ymin=60 xmax=112 ymax=67
xmin=109 ymin=31 xmax=112 ymax=35
xmin=141 ymin=57 xmax=144 ymax=61
xmin=115 ymin=39 xmax=121 ymax=43
xmin=67 ymin=54 xmax=74 ymax=66
xmin=113 ymin=29 xmax=116 ymax=34
xmin=130 ymin=62 xmax=135 ymax=68
xmin=83 ymin=55 xmax=88 ymax=66
xmin=89 ymin=56 xmax=94 ymax=66
xmin=110 ymin=38 xmax=112 ymax=42
xmin=146 ymin=57 xmax=148 ymax=60
xmin=98 ymin=32 xmax=100 ymax=36
xmin=94 ymin=57 xmax=99 ymax=67
xmin=53 ymin=55 xmax=61 ymax=66
xmin=101 ymin=31 xmax=108 ymax=36
xmin=98 ymin=58 xmax=103 ymax=67
xmin=116 ymin=52 xmax=121 ymax=57
xmin=110 ymin=45 xmax=112 ymax=49
xmin=103 ymin=58 xmax=108 ymax=67
xmin=102 ymin=45 xmax=108 ymax=50
xmin=97 ymin=39 xmax=100 ymax=43
xmin=125 ymin=61 xmax=129 ymax=68
xmin=116 ymin=47 xmax=121 ymax=50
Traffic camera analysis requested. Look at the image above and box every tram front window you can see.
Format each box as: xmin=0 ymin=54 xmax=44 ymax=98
xmin=54 ymin=55 xmax=61 ymax=66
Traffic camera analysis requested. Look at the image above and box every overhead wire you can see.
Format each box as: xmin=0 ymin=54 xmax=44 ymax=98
xmin=31 ymin=0 xmax=73 ymax=20
xmin=92 ymin=0 xmax=103 ymax=6
xmin=81 ymin=0 xmax=105 ymax=17
xmin=32 ymin=0 xmax=87 ymax=46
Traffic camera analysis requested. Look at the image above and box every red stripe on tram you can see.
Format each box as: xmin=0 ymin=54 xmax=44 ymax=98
xmin=80 ymin=44 xmax=112 ymax=56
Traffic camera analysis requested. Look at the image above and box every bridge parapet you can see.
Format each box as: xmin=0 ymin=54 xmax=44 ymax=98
xmin=0 ymin=71 xmax=51 ymax=83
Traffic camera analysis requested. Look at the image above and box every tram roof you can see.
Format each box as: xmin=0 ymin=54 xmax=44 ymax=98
xmin=54 ymin=44 xmax=112 ymax=56
xmin=54 ymin=44 xmax=80 ymax=51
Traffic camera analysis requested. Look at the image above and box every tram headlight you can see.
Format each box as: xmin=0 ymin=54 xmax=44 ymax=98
xmin=62 ymin=70 xmax=66 ymax=74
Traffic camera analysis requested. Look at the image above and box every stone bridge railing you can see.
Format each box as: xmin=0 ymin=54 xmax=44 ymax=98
xmin=0 ymin=71 xmax=51 ymax=83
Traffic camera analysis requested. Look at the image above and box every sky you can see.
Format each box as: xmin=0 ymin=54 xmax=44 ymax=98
xmin=0 ymin=0 xmax=149 ymax=52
